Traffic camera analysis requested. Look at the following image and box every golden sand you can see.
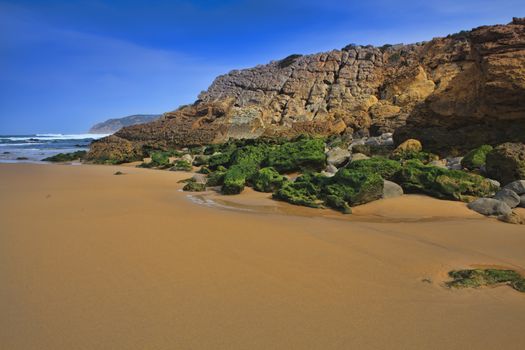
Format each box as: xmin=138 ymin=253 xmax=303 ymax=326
xmin=1 ymin=163 xmax=524 ymax=349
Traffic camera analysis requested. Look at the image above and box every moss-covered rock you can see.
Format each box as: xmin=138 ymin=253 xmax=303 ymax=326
xmin=461 ymin=145 xmax=493 ymax=170
xmin=446 ymin=269 xmax=525 ymax=293
xmin=273 ymin=166 xmax=384 ymax=213
xmin=192 ymin=155 xmax=209 ymax=166
xmin=326 ymin=168 xmax=384 ymax=206
xmin=208 ymin=151 xmax=233 ymax=169
xmin=345 ymin=157 xmax=401 ymax=180
xmin=486 ymin=143 xmax=525 ymax=185
xmin=265 ymin=137 xmax=326 ymax=172
xmin=206 ymin=170 xmax=226 ymax=187
xmin=43 ymin=151 xmax=87 ymax=162
xmin=273 ymin=173 xmax=324 ymax=208
xmin=182 ymin=181 xmax=206 ymax=192
xmin=220 ymin=144 xmax=271 ymax=194
xmin=222 ymin=165 xmax=248 ymax=194
xmin=172 ymin=159 xmax=192 ymax=171
xmin=396 ymin=159 xmax=497 ymax=201
xmin=251 ymin=167 xmax=286 ymax=192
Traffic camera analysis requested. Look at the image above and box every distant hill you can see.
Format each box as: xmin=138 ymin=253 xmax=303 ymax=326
xmin=89 ymin=114 xmax=161 ymax=134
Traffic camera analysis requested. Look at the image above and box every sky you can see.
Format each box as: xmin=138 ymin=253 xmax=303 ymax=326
xmin=0 ymin=0 xmax=524 ymax=134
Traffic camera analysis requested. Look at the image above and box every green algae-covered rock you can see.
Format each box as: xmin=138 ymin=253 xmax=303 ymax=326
xmin=461 ymin=145 xmax=493 ymax=170
xmin=251 ymin=167 xmax=286 ymax=192
xmin=345 ymin=157 xmax=401 ymax=180
xmin=396 ymin=159 xmax=497 ymax=201
xmin=220 ymin=144 xmax=271 ymax=195
xmin=206 ymin=170 xmax=226 ymax=187
xmin=273 ymin=173 xmax=324 ymax=208
xmin=43 ymin=150 xmax=87 ymax=162
xmin=172 ymin=159 xmax=192 ymax=171
xmin=266 ymin=137 xmax=326 ymax=173
xmin=182 ymin=181 xmax=206 ymax=192
xmin=446 ymin=269 xmax=525 ymax=292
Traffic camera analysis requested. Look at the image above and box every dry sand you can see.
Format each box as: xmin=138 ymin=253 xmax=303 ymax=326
xmin=1 ymin=163 xmax=524 ymax=350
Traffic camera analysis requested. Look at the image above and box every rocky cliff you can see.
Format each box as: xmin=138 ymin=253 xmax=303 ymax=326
xmin=89 ymin=114 xmax=161 ymax=134
xmin=88 ymin=18 xmax=525 ymax=161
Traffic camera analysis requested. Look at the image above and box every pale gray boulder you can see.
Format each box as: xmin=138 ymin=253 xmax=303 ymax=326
xmin=503 ymin=180 xmax=525 ymax=195
xmin=326 ymin=147 xmax=350 ymax=167
xmin=494 ymin=188 xmax=521 ymax=208
xmin=467 ymin=198 xmax=512 ymax=216
xmin=382 ymin=180 xmax=403 ymax=199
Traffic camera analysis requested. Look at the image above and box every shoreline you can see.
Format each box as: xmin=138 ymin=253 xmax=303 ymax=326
xmin=1 ymin=163 xmax=525 ymax=349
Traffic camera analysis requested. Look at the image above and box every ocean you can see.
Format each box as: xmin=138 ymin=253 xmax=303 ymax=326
xmin=0 ymin=133 xmax=109 ymax=163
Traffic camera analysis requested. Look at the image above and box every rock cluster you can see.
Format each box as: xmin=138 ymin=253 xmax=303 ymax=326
xmin=468 ymin=180 xmax=525 ymax=224
xmin=87 ymin=19 xmax=525 ymax=160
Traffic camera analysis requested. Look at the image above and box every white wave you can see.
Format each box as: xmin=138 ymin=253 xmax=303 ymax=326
xmin=0 ymin=143 xmax=45 ymax=146
xmin=1 ymin=133 xmax=110 ymax=142
xmin=35 ymin=133 xmax=111 ymax=140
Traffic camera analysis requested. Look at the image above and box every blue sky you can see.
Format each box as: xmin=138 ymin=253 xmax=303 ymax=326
xmin=1 ymin=0 xmax=523 ymax=134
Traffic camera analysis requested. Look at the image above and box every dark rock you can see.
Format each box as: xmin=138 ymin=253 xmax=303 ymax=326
xmin=485 ymin=143 xmax=525 ymax=185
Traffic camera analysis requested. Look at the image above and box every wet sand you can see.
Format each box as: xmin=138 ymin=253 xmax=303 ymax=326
xmin=1 ymin=163 xmax=524 ymax=349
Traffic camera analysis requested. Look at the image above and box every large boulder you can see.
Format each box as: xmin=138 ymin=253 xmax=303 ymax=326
xmin=503 ymin=180 xmax=525 ymax=195
xmin=85 ymin=135 xmax=142 ymax=164
xmin=396 ymin=159 xmax=498 ymax=201
xmin=485 ymin=143 xmax=525 ymax=185
xmin=520 ymin=195 xmax=525 ymax=208
xmin=382 ymin=180 xmax=404 ymax=199
xmin=493 ymin=189 xmax=521 ymax=208
xmin=467 ymin=198 xmax=512 ymax=216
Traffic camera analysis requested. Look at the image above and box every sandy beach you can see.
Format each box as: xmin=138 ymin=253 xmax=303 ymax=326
xmin=1 ymin=163 xmax=524 ymax=349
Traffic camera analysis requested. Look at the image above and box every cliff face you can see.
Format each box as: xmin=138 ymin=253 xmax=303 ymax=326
xmin=88 ymin=18 xmax=525 ymax=160
xmin=89 ymin=114 xmax=161 ymax=134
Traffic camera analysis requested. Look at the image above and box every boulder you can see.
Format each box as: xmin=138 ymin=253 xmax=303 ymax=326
xmin=394 ymin=139 xmax=422 ymax=154
xmin=382 ymin=180 xmax=404 ymax=199
xmin=326 ymin=147 xmax=350 ymax=167
xmin=520 ymin=195 xmax=525 ymax=208
xmin=350 ymin=153 xmax=370 ymax=162
xmin=487 ymin=179 xmax=501 ymax=189
xmin=498 ymin=211 xmax=525 ymax=225
xmin=191 ymin=173 xmax=208 ymax=184
xmin=485 ymin=143 xmax=525 ymax=185
xmin=494 ymin=188 xmax=521 ymax=208
xmin=503 ymin=180 xmax=525 ymax=195
xmin=467 ymin=198 xmax=512 ymax=216
xmin=85 ymin=135 xmax=142 ymax=164
xmin=181 ymin=154 xmax=194 ymax=163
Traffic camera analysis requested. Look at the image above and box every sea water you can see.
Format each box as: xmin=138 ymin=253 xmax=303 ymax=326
xmin=0 ymin=133 xmax=109 ymax=163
